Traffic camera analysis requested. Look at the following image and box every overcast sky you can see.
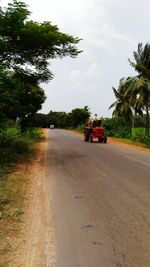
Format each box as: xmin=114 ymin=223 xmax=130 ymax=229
xmin=1 ymin=0 xmax=150 ymax=117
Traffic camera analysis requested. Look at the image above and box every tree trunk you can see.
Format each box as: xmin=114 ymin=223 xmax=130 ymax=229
xmin=131 ymin=111 xmax=136 ymax=136
xmin=145 ymin=103 xmax=149 ymax=135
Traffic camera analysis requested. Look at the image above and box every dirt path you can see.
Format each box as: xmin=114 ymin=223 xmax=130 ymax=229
xmin=12 ymin=130 xmax=55 ymax=267
xmin=108 ymin=137 xmax=150 ymax=153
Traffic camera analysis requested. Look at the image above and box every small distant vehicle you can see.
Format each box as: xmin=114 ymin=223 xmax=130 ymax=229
xmin=50 ymin=124 xmax=55 ymax=129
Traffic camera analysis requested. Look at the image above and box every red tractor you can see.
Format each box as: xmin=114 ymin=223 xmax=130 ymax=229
xmin=84 ymin=119 xmax=107 ymax=143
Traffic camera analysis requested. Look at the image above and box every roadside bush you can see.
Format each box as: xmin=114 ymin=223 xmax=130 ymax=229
xmin=76 ymin=124 xmax=85 ymax=133
xmin=144 ymin=135 xmax=150 ymax=146
xmin=0 ymin=127 xmax=42 ymax=165
xmin=103 ymin=118 xmax=130 ymax=138
xmin=0 ymin=127 xmax=21 ymax=147
xmin=132 ymin=135 xmax=150 ymax=147
xmin=131 ymin=128 xmax=150 ymax=146
xmin=132 ymin=128 xmax=145 ymax=138
xmin=24 ymin=128 xmax=43 ymax=141
xmin=12 ymin=138 xmax=30 ymax=154
xmin=113 ymin=128 xmax=130 ymax=138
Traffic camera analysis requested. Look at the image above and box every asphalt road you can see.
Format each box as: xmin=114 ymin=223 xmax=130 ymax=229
xmin=46 ymin=129 xmax=150 ymax=267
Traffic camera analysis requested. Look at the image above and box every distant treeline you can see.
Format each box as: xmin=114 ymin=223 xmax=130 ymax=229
xmin=30 ymin=107 xmax=147 ymax=131
xmin=29 ymin=110 xmax=150 ymax=146
xmin=30 ymin=106 xmax=90 ymax=128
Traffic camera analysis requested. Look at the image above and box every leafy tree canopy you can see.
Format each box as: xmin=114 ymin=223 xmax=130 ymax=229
xmin=0 ymin=1 xmax=82 ymax=128
xmin=0 ymin=66 xmax=46 ymax=127
xmin=30 ymin=106 xmax=91 ymax=129
xmin=0 ymin=0 xmax=82 ymax=81
xmin=70 ymin=106 xmax=90 ymax=127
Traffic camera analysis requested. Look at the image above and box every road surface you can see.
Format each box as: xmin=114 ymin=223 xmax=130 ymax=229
xmin=43 ymin=129 xmax=150 ymax=267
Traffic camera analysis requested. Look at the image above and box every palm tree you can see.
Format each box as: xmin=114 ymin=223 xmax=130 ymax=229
xmin=109 ymin=77 xmax=134 ymax=131
xmin=129 ymin=43 xmax=150 ymax=135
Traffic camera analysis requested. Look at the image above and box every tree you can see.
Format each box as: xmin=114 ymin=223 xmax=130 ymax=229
xmin=0 ymin=1 xmax=82 ymax=127
xmin=0 ymin=67 xmax=18 ymax=122
xmin=0 ymin=67 xmax=46 ymax=129
xmin=0 ymin=1 xmax=81 ymax=81
xmin=70 ymin=106 xmax=90 ymax=127
xmin=47 ymin=111 xmax=69 ymax=128
xmin=129 ymin=43 xmax=150 ymax=135
xmin=29 ymin=113 xmax=48 ymax=128
xmin=33 ymin=106 xmax=91 ymax=129
xmin=109 ymin=77 xmax=134 ymax=131
xmin=110 ymin=43 xmax=150 ymax=135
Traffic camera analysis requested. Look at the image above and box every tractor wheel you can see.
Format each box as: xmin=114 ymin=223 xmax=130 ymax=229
xmin=104 ymin=137 xmax=107 ymax=143
xmin=98 ymin=138 xmax=102 ymax=143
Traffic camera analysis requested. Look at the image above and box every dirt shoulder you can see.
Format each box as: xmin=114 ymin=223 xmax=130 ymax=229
xmin=71 ymin=129 xmax=150 ymax=153
xmin=0 ymin=129 xmax=55 ymax=267
xmin=108 ymin=137 xmax=150 ymax=153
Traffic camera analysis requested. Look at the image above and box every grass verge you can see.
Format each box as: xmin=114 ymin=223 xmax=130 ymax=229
xmin=70 ymin=128 xmax=150 ymax=149
xmin=0 ymin=128 xmax=43 ymax=267
xmin=109 ymin=137 xmax=150 ymax=150
xmin=0 ymin=168 xmax=29 ymax=266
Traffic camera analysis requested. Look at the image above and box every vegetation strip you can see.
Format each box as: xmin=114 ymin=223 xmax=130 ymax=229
xmin=0 ymin=128 xmax=43 ymax=267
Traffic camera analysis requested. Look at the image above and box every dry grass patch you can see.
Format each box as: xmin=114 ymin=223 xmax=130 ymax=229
xmin=0 ymin=164 xmax=31 ymax=267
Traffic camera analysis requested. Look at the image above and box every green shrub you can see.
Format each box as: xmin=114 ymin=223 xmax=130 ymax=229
xmin=24 ymin=128 xmax=43 ymax=141
xmin=0 ymin=127 xmax=42 ymax=165
xmin=132 ymin=128 xmax=145 ymax=138
xmin=113 ymin=128 xmax=130 ymax=138
xmin=12 ymin=138 xmax=30 ymax=154
xmin=103 ymin=118 xmax=130 ymax=138
xmin=144 ymin=135 xmax=150 ymax=146
xmin=0 ymin=127 xmax=21 ymax=147
xmin=76 ymin=124 xmax=85 ymax=133
xmin=131 ymin=128 xmax=150 ymax=146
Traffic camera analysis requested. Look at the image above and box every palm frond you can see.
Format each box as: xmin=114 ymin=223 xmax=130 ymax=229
xmin=109 ymin=101 xmax=117 ymax=109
